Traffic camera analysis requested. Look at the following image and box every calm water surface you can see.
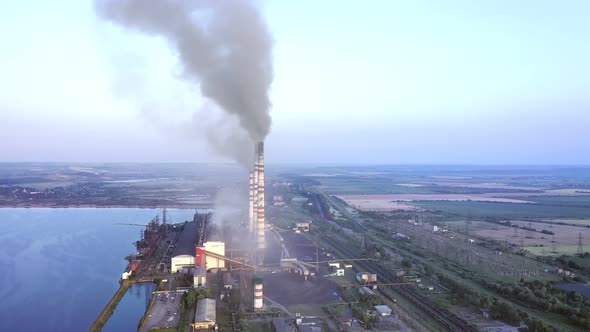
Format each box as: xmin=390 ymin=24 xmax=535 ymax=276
xmin=0 ymin=208 xmax=194 ymax=332
xmin=102 ymin=282 xmax=157 ymax=332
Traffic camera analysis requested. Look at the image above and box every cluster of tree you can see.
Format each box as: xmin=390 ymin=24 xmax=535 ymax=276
xmin=352 ymin=305 xmax=379 ymax=330
xmin=401 ymin=258 xmax=412 ymax=268
xmin=482 ymin=279 xmax=590 ymax=328
xmin=518 ymin=317 xmax=559 ymax=332
xmin=178 ymin=288 xmax=212 ymax=331
xmin=438 ymin=274 xmax=571 ymax=329
xmin=359 ymin=293 xmax=384 ymax=308
xmin=300 ymin=193 xmax=329 ymax=219
xmin=489 ymin=302 xmax=521 ymax=326
xmin=437 ymin=274 xmax=482 ymax=306
xmin=555 ymin=256 xmax=583 ymax=270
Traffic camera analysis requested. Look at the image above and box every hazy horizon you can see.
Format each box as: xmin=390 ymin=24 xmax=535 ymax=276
xmin=1 ymin=0 xmax=589 ymax=164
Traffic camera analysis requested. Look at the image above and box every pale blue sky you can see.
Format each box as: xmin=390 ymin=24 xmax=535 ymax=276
xmin=0 ymin=0 xmax=589 ymax=164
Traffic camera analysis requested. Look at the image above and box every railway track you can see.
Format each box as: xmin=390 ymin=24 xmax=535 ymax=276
xmin=321 ymin=235 xmax=478 ymax=332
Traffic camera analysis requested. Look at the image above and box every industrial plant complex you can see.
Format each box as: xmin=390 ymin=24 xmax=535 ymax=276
xmin=88 ymin=142 xmax=590 ymax=332
xmin=94 ymin=142 xmax=389 ymax=332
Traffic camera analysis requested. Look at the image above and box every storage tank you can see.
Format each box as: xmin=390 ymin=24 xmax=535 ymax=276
xmin=253 ymin=277 xmax=264 ymax=311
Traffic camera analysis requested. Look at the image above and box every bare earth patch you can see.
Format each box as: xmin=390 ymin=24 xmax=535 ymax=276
xmin=473 ymin=221 xmax=590 ymax=250
xmin=428 ymin=181 xmax=544 ymax=191
xmin=339 ymin=194 xmax=532 ymax=208
xmin=339 ymin=196 xmax=418 ymax=211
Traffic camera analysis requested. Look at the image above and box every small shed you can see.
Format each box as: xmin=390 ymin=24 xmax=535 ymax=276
xmin=192 ymin=298 xmax=216 ymax=331
xmin=374 ymin=305 xmax=392 ymax=316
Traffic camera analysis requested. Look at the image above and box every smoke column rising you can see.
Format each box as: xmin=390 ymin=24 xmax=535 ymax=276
xmin=94 ymin=0 xmax=274 ymax=148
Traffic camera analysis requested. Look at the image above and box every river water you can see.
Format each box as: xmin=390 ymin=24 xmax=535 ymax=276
xmin=102 ymin=282 xmax=157 ymax=332
xmin=0 ymin=208 xmax=194 ymax=332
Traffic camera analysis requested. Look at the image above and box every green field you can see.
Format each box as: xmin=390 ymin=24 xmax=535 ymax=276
xmin=526 ymin=196 xmax=590 ymax=207
xmin=412 ymin=200 xmax=590 ymax=219
xmin=317 ymin=177 xmax=437 ymax=195
xmin=523 ymin=245 xmax=580 ymax=256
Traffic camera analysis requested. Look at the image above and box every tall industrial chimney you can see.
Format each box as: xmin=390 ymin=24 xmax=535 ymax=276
xmin=253 ymin=277 xmax=264 ymax=311
xmin=248 ymin=172 xmax=254 ymax=233
xmin=253 ymin=146 xmax=259 ymax=234
xmin=256 ymin=141 xmax=265 ymax=251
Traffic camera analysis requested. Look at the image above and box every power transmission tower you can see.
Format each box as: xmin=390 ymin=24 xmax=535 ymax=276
xmin=466 ymin=209 xmax=472 ymax=235
xmin=578 ymin=232 xmax=584 ymax=255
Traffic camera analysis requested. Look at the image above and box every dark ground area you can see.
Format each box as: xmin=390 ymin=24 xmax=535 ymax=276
xmin=262 ymin=272 xmax=340 ymax=306
xmin=282 ymin=231 xmax=331 ymax=263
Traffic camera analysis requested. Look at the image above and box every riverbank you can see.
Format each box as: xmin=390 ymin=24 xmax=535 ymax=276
xmin=90 ymin=280 xmax=134 ymax=332
xmin=0 ymin=203 xmax=211 ymax=209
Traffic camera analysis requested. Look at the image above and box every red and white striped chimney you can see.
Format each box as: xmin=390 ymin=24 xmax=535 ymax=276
xmin=256 ymin=141 xmax=265 ymax=250
xmin=248 ymin=171 xmax=254 ymax=233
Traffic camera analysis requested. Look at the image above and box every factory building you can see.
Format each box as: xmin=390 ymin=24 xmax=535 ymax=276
xmin=203 ymin=241 xmax=225 ymax=270
xmin=171 ymin=220 xmax=199 ymax=273
xmin=193 ymin=266 xmax=207 ymax=288
xmin=191 ymin=298 xmax=216 ymax=331
xmin=171 ymin=254 xmax=195 ymax=273
xmin=359 ymin=286 xmax=375 ymax=296
xmin=357 ymin=272 xmax=378 ymax=289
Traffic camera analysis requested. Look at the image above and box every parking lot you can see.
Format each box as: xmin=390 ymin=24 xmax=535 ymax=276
xmin=142 ymin=291 xmax=182 ymax=332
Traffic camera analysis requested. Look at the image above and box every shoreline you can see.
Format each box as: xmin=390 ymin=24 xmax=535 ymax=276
xmin=0 ymin=203 xmax=212 ymax=209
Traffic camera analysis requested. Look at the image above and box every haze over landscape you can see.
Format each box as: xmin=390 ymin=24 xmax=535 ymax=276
xmin=1 ymin=0 xmax=589 ymax=164
xmin=4 ymin=2 xmax=590 ymax=332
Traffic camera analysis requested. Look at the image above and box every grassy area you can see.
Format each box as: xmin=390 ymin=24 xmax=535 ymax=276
xmin=413 ymin=200 xmax=590 ymax=219
xmin=245 ymin=320 xmax=271 ymax=332
xmin=526 ymin=196 xmax=590 ymax=207
xmin=177 ymin=299 xmax=191 ymax=332
xmin=216 ymin=305 xmax=233 ymax=332
xmin=523 ymin=245 xmax=581 ymax=256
